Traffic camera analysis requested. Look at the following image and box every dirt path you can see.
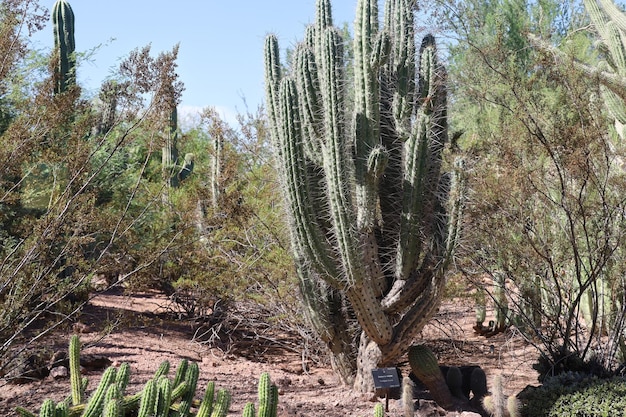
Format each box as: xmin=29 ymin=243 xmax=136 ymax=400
xmin=0 ymin=290 xmax=540 ymax=416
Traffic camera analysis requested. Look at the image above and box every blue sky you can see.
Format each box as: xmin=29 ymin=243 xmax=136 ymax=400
xmin=30 ymin=1 xmax=364 ymax=126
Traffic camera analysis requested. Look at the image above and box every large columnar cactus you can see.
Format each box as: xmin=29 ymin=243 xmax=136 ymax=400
xmin=162 ymin=98 xmax=194 ymax=191
xmin=52 ymin=0 xmax=75 ymax=95
xmin=264 ymin=0 xmax=464 ymax=391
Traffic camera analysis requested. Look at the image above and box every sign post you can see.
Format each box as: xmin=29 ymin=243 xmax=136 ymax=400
xmin=371 ymin=367 xmax=401 ymax=411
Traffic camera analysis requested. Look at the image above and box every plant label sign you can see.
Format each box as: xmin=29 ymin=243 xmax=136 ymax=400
xmin=371 ymin=367 xmax=400 ymax=389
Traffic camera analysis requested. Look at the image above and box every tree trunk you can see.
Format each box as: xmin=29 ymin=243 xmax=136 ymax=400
xmin=353 ymin=333 xmax=383 ymax=392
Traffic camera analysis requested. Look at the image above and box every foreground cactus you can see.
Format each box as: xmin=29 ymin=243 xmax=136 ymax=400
xmin=16 ymin=336 xmax=272 ymax=417
xmin=265 ymin=0 xmax=464 ymax=391
xmin=407 ymin=345 xmax=454 ymax=409
xmin=52 ymin=0 xmax=75 ymax=94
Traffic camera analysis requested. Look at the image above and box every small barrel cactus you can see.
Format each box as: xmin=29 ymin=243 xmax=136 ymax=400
xmin=407 ymin=345 xmax=454 ymax=409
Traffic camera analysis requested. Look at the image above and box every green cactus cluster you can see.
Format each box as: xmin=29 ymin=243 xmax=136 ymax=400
xmin=52 ymin=0 xmax=76 ymax=95
xmin=14 ymin=336 xmax=273 ymax=417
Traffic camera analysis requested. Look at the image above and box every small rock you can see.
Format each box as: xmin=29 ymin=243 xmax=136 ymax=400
xmin=80 ymin=354 xmax=111 ymax=371
xmin=317 ymin=377 xmax=325 ymax=385
xmin=50 ymin=366 xmax=68 ymax=379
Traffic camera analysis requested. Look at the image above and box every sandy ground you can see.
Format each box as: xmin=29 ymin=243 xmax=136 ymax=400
xmin=0 ymin=290 xmax=540 ymax=416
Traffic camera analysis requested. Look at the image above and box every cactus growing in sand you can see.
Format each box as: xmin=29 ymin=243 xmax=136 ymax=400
xmin=52 ymin=0 xmax=75 ymax=95
xmin=264 ymin=0 xmax=464 ymax=392
xmin=14 ymin=336 xmax=268 ymax=417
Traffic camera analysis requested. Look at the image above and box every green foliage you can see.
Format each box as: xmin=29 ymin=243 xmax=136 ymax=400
xmin=438 ymin=0 xmax=626 ymax=373
xmin=521 ymin=373 xmax=626 ymax=417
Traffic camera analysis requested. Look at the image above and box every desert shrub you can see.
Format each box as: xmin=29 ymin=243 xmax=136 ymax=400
xmin=520 ymin=372 xmax=626 ymax=417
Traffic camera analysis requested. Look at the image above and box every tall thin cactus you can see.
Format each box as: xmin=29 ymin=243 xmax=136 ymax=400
xmin=265 ymin=0 xmax=464 ymax=391
xmin=52 ymin=0 xmax=75 ymax=95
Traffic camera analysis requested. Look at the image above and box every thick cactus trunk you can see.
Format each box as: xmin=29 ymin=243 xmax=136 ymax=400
xmin=265 ymin=0 xmax=464 ymax=392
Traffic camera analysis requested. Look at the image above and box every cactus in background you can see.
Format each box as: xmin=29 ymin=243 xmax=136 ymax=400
xmin=493 ymin=273 xmax=509 ymax=332
xmin=69 ymin=334 xmax=83 ymax=406
xmin=162 ymin=102 xmax=180 ymax=189
xmin=210 ymin=129 xmax=222 ymax=208
xmin=52 ymin=0 xmax=75 ymax=95
xmin=470 ymin=367 xmax=488 ymax=407
xmin=264 ymin=0 xmax=464 ymax=391
xmin=162 ymin=96 xmax=194 ymax=192
xmin=407 ymin=345 xmax=454 ymax=409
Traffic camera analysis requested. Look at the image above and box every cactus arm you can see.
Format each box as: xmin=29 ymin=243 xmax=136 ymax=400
xmin=137 ymin=379 xmax=156 ymax=417
xmin=318 ymin=27 xmax=364 ymax=286
xmin=295 ymin=45 xmax=324 ymax=164
xmin=173 ymin=359 xmax=188 ymax=387
xmin=155 ymin=376 xmax=173 ymax=417
xmin=195 ymin=381 xmax=215 ymax=417
xmin=275 ymin=77 xmax=341 ymax=283
xmin=209 ymin=388 xmax=231 ymax=417
xmin=68 ymin=335 xmax=82 ymax=406
xmin=264 ymin=35 xmax=283 ymax=149
xmin=242 ymin=403 xmax=256 ymax=417
xmin=173 ymin=362 xmax=199 ymax=417
xmin=257 ymin=373 xmax=275 ymax=417
xmin=52 ymin=0 xmax=75 ymax=94
xmin=115 ymin=362 xmax=131 ymax=393
xmin=83 ymin=367 xmax=117 ymax=417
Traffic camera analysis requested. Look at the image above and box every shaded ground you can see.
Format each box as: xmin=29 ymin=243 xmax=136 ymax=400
xmin=0 ymin=289 xmax=540 ymax=416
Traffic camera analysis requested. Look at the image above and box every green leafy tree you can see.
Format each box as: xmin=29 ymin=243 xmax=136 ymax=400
xmin=439 ymin=0 xmax=626 ymax=373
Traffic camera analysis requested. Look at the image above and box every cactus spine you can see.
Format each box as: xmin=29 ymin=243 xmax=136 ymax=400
xmin=264 ymin=0 xmax=463 ymax=390
xmin=52 ymin=0 xmax=75 ymax=94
